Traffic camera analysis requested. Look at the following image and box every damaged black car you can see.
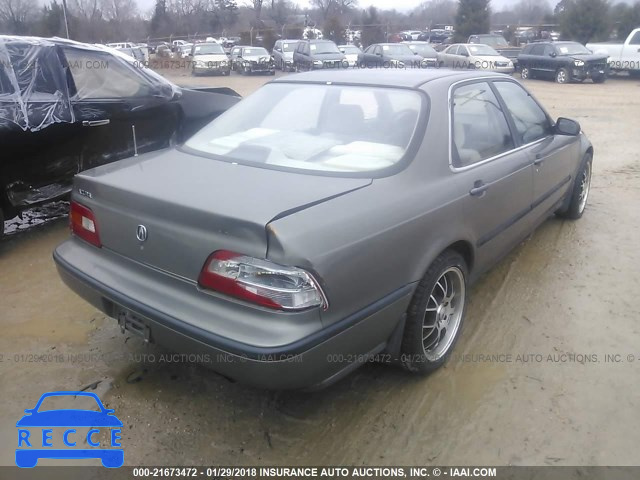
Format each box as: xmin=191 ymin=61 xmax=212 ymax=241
xmin=0 ymin=36 xmax=240 ymax=236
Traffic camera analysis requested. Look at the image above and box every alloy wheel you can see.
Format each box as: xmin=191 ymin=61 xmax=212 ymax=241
xmin=422 ymin=267 xmax=466 ymax=361
xmin=578 ymin=161 xmax=592 ymax=214
xmin=556 ymin=69 xmax=568 ymax=84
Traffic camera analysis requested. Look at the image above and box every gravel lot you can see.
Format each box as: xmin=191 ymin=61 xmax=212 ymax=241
xmin=1 ymin=69 xmax=639 ymax=467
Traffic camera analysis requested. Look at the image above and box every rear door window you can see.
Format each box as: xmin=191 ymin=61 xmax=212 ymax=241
xmin=530 ymin=45 xmax=545 ymax=56
xmin=64 ymin=48 xmax=154 ymax=99
xmin=451 ymin=81 xmax=514 ymax=167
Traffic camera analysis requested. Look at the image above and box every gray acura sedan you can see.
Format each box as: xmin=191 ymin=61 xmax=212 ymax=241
xmin=54 ymin=70 xmax=593 ymax=389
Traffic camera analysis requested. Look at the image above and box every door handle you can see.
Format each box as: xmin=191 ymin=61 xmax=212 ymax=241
xmin=533 ymin=153 xmax=545 ymax=166
xmin=469 ymin=181 xmax=489 ymax=197
xmin=82 ymin=119 xmax=110 ymax=127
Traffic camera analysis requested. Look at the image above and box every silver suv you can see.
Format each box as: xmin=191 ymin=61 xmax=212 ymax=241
xmin=272 ymin=39 xmax=299 ymax=71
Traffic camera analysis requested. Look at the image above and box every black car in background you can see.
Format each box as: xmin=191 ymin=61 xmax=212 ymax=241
xmin=292 ymin=40 xmax=346 ymax=71
xmin=0 ymin=36 xmax=240 ymax=236
xmin=419 ymin=29 xmax=453 ymax=44
xmin=403 ymin=41 xmax=438 ymax=67
xmin=358 ymin=43 xmax=424 ymax=68
xmin=518 ymin=41 xmax=609 ymax=84
xmin=228 ymin=46 xmax=275 ymax=75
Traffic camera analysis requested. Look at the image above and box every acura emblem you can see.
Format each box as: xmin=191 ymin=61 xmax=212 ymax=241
xmin=136 ymin=224 xmax=148 ymax=242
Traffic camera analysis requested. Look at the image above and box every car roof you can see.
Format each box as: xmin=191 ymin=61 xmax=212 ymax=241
xmin=272 ymin=69 xmax=509 ymax=89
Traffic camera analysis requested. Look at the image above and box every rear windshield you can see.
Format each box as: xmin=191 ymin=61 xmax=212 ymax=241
xmin=340 ymin=45 xmax=361 ymax=54
xmin=185 ymin=83 xmax=424 ymax=175
xmin=468 ymin=44 xmax=500 ymax=56
xmin=381 ymin=44 xmax=414 ymax=55
xmin=243 ymin=47 xmax=268 ymax=56
xmin=194 ymin=44 xmax=224 ymax=55
xmin=556 ymin=43 xmax=591 ymax=55
xmin=407 ymin=44 xmax=437 ymax=56
xmin=473 ymin=36 xmax=508 ymax=48
xmin=311 ymin=42 xmax=340 ymax=54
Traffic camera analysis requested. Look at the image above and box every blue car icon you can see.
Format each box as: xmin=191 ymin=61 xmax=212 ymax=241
xmin=16 ymin=391 xmax=123 ymax=468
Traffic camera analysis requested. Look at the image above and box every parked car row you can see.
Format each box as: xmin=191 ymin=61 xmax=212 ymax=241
xmin=185 ymin=37 xmax=614 ymax=81
xmin=390 ymin=29 xmax=454 ymax=44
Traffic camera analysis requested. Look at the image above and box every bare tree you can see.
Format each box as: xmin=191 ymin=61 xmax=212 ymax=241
xmin=0 ymin=0 xmax=37 ymax=31
xmin=336 ymin=0 xmax=356 ymax=16
xmin=69 ymin=0 xmax=102 ymax=20
xmin=102 ymin=0 xmax=137 ymax=21
xmin=250 ymin=0 xmax=263 ymax=19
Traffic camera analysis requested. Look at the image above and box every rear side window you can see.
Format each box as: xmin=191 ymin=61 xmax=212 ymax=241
xmin=530 ymin=45 xmax=545 ymax=55
xmin=630 ymin=31 xmax=640 ymax=45
xmin=493 ymin=82 xmax=552 ymax=144
xmin=543 ymin=45 xmax=555 ymax=56
xmin=452 ymin=81 xmax=514 ymax=167
xmin=64 ymin=49 xmax=153 ymax=99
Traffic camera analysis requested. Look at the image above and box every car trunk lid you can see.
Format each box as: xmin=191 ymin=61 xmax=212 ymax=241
xmin=72 ymin=148 xmax=371 ymax=281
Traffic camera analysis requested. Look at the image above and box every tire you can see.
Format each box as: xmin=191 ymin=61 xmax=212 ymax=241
xmin=629 ymin=71 xmax=640 ymax=79
xmin=556 ymin=67 xmax=570 ymax=84
xmin=0 ymin=207 xmax=4 ymax=239
xmin=592 ymin=75 xmax=606 ymax=84
xmin=520 ymin=66 xmax=530 ymax=80
xmin=400 ymin=250 xmax=468 ymax=374
xmin=557 ymin=154 xmax=592 ymax=220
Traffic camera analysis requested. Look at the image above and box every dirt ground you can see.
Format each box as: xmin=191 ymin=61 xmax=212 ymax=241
xmin=1 ymin=70 xmax=640 ymax=467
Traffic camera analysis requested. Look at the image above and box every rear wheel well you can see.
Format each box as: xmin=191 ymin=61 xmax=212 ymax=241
xmin=445 ymin=241 xmax=474 ymax=273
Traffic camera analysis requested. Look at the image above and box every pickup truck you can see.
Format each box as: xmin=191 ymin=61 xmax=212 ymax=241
xmin=468 ymin=34 xmax=522 ymax=68
xmin=587 ymin=28 xmax=640 ymax=77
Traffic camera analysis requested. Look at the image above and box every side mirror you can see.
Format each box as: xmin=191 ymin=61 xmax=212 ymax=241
xmin=555 ymin=117 xmax=580 ymax=136
xmin=461 ymin=51 xmax=469 ymax=57
xmin=549 ymin=51 xmax=557 ymax=57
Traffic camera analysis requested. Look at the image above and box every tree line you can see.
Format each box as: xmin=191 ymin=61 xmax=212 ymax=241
xmin=0 ymin=0 xmax=638 ymax=45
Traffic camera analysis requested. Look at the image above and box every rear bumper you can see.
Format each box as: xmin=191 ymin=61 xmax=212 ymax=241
xmin=53 ymin=239 xmax=412 ymax=389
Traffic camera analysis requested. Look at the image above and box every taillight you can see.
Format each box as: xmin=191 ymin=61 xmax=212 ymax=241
xmin=70 ymin=201 xmax=101 ymax=247
xmin=198 ymin=250 xmax=328 ymax=311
